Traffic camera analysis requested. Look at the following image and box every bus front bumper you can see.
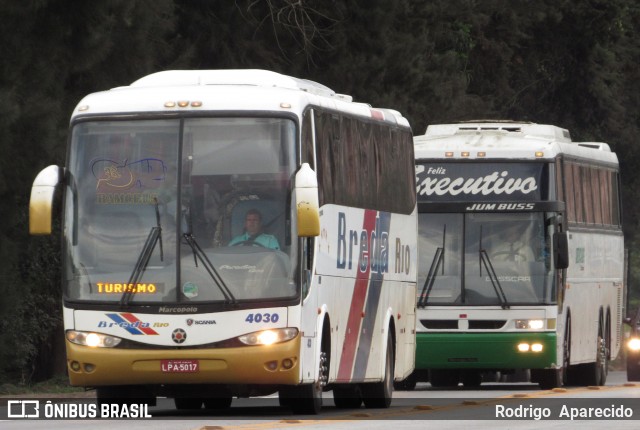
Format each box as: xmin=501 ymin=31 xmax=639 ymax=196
xmin=415 ymin=332 xmax=557 ymax=370
xmin=66 ymin=335 xmax=302 ymax=387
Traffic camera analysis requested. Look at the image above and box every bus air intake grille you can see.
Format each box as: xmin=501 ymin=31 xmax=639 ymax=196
xmin=420 ymin=320 xmax=458 ymax=329
xmin=468 ymin=320 xmax=507 ymax=329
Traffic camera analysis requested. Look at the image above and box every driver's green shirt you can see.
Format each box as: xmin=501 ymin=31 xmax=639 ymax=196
xmin=228 ymin=232 xmax=280 ymax=250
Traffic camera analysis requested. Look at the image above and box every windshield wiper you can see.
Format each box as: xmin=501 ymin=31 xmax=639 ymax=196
xmin=120 ymin=198 xmax=163 ymax=306
xmin=418 ymin=225 xmax=446 ymax=308
xmin=479 ymin=250 xmax=509 ymax=309
xmin=478 ymin=227 xmax=509 ymax=309
xmin=182 ymin=233 xmax=236 ymax=304
xmin=418 ymin=247 xmax=444 ymax=307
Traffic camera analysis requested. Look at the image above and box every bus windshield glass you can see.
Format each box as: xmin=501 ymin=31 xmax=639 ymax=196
xmin=418 ymin=212 xmax=556 ymax=306
xmin=64 ymin=117 xmax=297 ymax=304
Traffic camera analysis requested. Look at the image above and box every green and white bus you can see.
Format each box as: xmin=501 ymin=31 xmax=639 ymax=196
xmin=411 ymin=121 xmax=624 ymax=389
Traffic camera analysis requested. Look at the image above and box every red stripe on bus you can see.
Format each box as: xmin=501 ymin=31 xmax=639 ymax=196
xmin=121 ymin=312 xmax=159 ymax=335
xmin=337 ymin=210 xmax=377 ymax=381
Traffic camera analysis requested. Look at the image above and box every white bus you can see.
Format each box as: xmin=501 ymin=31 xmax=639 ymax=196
xmin=412 ymin=121 xmax=624 ymax=389
xmin=29 ymin=70 xmax=417 ymax=413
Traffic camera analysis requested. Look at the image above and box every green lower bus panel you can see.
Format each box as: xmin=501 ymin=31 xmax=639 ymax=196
xmin=415 ymin=332 xmax=556 ymax=369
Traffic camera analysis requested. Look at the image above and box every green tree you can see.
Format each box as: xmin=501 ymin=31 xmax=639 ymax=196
xmin=0 ymin=0 xmax=181 ymax=384
xmin=3 ymin=0 xmax=640 ymax=385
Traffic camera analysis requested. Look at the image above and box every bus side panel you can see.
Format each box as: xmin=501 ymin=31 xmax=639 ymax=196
xmin=565 ymin=230 xmax=624 ymax=364
xmin=373 ymin=280 xmax=418 ymax=382
xmin=311 ymin=205 xmax=416 ymax=384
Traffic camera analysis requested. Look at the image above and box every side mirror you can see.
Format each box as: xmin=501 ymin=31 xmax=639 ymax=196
xmin=29 ymin=165 xmax=62 ymax=235
xmin=294 ymin=163 xmax=320 ymax=237
xmin=553 ymin=231 xmax=569 ymax=269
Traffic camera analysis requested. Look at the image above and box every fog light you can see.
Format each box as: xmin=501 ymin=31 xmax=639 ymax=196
xmin=84 ymin=363 xmax=96 ymax=372
xmin=517 ymin=343 xmax=530 ymax=352
xmin=266 ymin=360 xmax=278 ymax=371
xmin=282 ymin=358 xmax=294 ymax=369
xmin=531 ymin=343 xmax=543 ymax=352
xmin=70 ymin=361 xmax=81 ymax=371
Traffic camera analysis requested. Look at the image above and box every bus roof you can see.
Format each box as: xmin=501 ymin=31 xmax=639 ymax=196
xmin=414 ymin=121 xmax=618 ymax=164
xmin=71 ymin=69 xmax=410 ymax=128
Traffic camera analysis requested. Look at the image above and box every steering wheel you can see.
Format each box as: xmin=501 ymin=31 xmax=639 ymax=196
xmin=233 ymin=239 xmax=267 ymax=248
xmin=491 ymin=250 xmax=525 ymax=261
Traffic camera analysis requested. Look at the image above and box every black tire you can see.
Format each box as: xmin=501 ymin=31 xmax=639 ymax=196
xmin=627 ymin=353 xmax=640 ymax=381
xmin=203 ymin=396 xmax=232 ymax=410
xmin=565 ymin=315 xmax=582 ymax=386
xmin=578 ymin=313 xmax=608 ymax=386
xmin=598 ymin=314 xmax=609 ymax=386
xmin=97 ymin=386 xmax=155 ymax=407
xmin=362 ymin=333 xmax=394 ymax=408
xmin=278 ymin=389 xmax=293 ymax=408
xmin=532 ymin=368 xmax=562 ymax=390
xmin=461 ymin=371 xmax=482 ymax=388
xmin=394 ymin=370 xmax=417 ymax=391
xmin=174 ymin=397 xmax=203 ymax=410
xmin=290 ymin=349 xmax=327 ymax=414
xmin=333 ymin=385 xmax=363 ymax=409
xmin=429 ymin=369 xmax=459 ymax=388
xmin=562 ymin=315 xmax=571 ymax=385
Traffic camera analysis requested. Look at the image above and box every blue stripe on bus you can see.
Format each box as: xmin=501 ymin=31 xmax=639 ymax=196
xmin=352 ymin=211 xmax=391 ymax=380
xmin=106 ymin=313 xmax=145 ymax=335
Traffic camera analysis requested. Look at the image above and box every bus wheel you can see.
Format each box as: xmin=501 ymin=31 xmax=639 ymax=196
xmin=565 ymin=315 xmax=582 ymax=386
xmin=531 ymin=368 xmax=562 ymax=390
xmin=174 ymin=397 xmax=203 ymax=410
xmin=278 ymin=390 xmax=293 ymax=407
xmin=290 ymin=349 xmax=327 ymax=414
xmin=362 ymin=333 xmax=394 ymax=408
xmin=429 ymin=370 xmax=459 ymax=388
xmin=562 ymin=315 xmax=571 ymax=385
xmin=627 ymin=353 xmax=640 ymax=381
xmin=394 ymin=370 xmax=417 ymax=391
xmin=580 ymin=314 xmax=608 ymax=386
xmin=333 ymin=384 xmax=363 ymax=409
xmin=203 ymin=396 xmax=232 ymax=410
xmin=596 ymin=315 xmax=609 ymax=386
xmin=96 ymin=386 xmax=155 ymax=407
xmin=461 ymin=371 xmax=482 ymax=388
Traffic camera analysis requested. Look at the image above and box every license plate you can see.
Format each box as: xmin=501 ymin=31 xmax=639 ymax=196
xmin=160 ymin=359 xmax=199 ymax=373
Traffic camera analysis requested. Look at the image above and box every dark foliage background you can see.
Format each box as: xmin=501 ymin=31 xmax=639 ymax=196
xmin=1 ymin=0 xmax=639 ymax=383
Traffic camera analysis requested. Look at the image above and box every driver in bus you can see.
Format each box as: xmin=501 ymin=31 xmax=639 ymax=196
xmin=490 ymin=224 xmax=535 ymax=263
xmin=228 ymin=208 xmax=280 ymax=250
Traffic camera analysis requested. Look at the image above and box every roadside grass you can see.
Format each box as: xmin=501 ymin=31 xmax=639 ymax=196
xmin=0 ymin=374 xmax=85 ymax=396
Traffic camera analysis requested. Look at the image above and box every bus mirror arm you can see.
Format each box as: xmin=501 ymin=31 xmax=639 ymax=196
xmin=295 ymin=163 xmax=320 ymax=237
xmin=553 ymin=232 xmax=569 ymax=269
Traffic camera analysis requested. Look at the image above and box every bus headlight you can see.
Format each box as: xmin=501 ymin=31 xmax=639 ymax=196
xmin=515 ymin=319 xmax=544 ymax=330
xmin=238 ymin=328 xmax=298 ymax=346
xmin=66 ymin=330 xmax=122 ymax=348
xmin=628 ymin=338 xmax=640 ymax=352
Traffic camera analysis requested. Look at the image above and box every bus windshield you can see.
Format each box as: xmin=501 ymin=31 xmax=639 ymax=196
xmin=418 ymin=212 xmax=556 ymax=306
xmin=64 ymin=117 xmax=297 ymax=305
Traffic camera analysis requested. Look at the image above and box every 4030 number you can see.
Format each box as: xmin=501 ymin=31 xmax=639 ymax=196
xmin=245 ymin=313 xmax=280 ymax=323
